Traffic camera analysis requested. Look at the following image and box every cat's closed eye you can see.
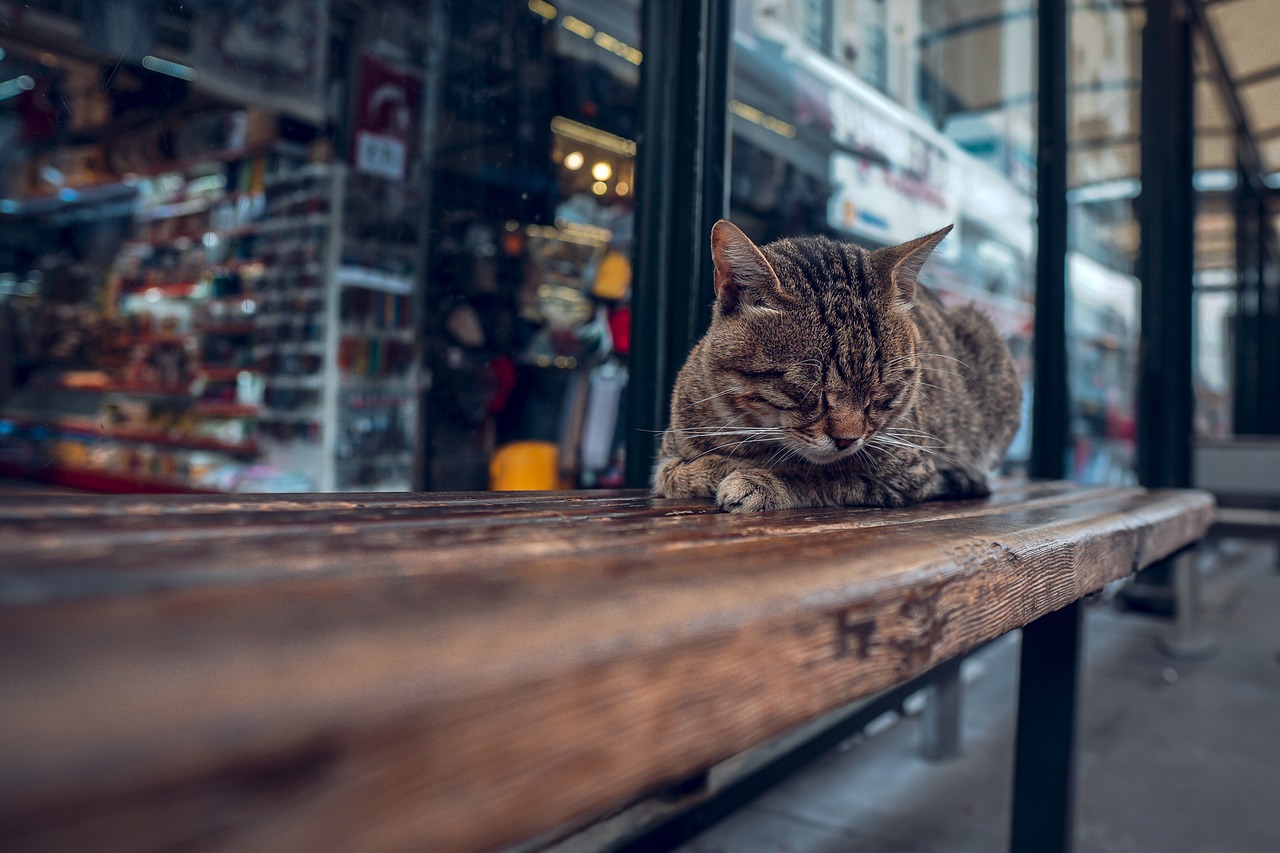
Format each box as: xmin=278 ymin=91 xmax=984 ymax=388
xmin=748 ymin=392 xmax=799 ymax=411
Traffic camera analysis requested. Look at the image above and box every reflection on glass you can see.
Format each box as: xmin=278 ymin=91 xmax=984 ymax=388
xmin=728 ymin=0 xmax=1037 ymax=473
xmin=0 ymin=0 xmax=642 ymax=494
xmin=1065 ymin=1 xmax=1142 ymax=484
xmin=1192 ymin=34 xmax=1238 ymax=438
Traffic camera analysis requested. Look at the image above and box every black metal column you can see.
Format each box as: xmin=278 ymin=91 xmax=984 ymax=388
xmin=1259 ymin=204 xmax=1280 ymax=434
xmin=1030 ymin=0 xmax=1069 ymax=481
xmin=1011 ymin=5 xmax=1078 ymax=847
xmin=1136 ymin=0 xmax=1195 ymax=489
xmin=1010 ymin=600 xmax=1084 ymax=853
xmin=625 ymin=0 xmax=733 ymax=488
xmin=1232 ymin=153 xmax=1262 ymax=435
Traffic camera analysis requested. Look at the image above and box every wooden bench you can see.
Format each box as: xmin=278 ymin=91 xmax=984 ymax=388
xmin=0 ymin=480 xmax=1214 ymax=852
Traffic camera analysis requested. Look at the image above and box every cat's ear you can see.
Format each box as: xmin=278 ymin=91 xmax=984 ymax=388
xmin=711 ymin=220 xmax=779 ymax=313
xmin=873 ymin=225 xmax=953 ymax=305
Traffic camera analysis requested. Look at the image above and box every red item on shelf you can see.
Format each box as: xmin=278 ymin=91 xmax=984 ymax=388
xmin=487 ymin=356 xmax=517 ymax=415
xmin=608 ymin=306 xmax=631 ymax=356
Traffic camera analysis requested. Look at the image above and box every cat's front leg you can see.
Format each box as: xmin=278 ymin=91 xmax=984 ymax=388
xmin=654 ymin=454 xmax=736 ymax=499
xmin=716 ymin=468 xmax=809 ymax=512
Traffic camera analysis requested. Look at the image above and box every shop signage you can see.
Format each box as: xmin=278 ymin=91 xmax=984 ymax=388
xmin=822 ymin=83 xmax=959 ymax=249
xmin=352 ymin=53 xmax=422 ymax=182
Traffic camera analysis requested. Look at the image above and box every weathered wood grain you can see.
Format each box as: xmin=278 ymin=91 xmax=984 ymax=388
xmin=0 ymin=483 xmax=1214 ymax=852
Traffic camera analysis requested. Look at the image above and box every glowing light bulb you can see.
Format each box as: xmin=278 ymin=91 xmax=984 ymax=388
xmin=564 ymin=151 xmax=585 ymax=170
xmin=591 ymin=161 xmax=612 ymax=181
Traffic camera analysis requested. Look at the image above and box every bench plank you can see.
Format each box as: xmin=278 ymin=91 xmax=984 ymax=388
xmin=0 ymin=483 xmax=1213 ymax=852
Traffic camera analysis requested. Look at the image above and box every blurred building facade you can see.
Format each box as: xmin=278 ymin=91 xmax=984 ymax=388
xmin=0 ymin=0 xmax=1274 ymax=494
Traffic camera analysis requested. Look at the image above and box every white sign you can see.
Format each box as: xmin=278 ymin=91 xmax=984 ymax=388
xmin=355 ymin=131 xmax=407 ymax=181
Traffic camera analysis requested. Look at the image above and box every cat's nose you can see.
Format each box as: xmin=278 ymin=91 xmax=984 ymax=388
xmin=832 ymin=436 xmax=859 ymax=450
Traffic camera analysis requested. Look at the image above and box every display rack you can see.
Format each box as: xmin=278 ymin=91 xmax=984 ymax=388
xmin=1 ymin=160 xmax=421 ymax=494
xmin=254 ymin=163 xmax=420 ymax=492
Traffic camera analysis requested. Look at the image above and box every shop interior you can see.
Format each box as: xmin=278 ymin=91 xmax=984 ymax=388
xmin=0 ymin=0 xmax=640 ymax=494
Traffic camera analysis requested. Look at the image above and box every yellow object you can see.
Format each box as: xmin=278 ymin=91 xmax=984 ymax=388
xmin=593 ymin=250 xmax=632 ymax=300
xmin=489 ymin=441 xmax=565 ymax=491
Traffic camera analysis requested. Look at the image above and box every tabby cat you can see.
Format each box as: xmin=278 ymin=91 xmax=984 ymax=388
xmin=653 ymin=220 xmax=1022 ymax=513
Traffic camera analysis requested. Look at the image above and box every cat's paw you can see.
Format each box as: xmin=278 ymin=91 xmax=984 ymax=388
xmin=716 ymin=470 xmax=788 ymax=513
xmin=653 ymin=457 xmax=717 ymax=499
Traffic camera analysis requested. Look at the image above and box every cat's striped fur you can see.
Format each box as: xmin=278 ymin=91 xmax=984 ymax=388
xmin=653 ymin=220 xmax=1022 ymax=512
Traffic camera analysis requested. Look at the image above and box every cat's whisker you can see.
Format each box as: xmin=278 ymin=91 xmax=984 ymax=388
xmin=687 ymin=387 xmax=745 ymax=406
xmin=689 ymin=435 xmax=783 ymax=462
xmin=915 ymin=381 xmax=957 ymax=395
xmin=911 ymin=352 xmax=975 ymax=372
xmin=882 ymin=427 xmax=947 ymax=446
xmin=916 ymin=366 xmax=972 ymax=382
xmin=869 ymin=434 xmax=957 ymax=465
xmin=665 ymin=427 xmax=783 ymax=435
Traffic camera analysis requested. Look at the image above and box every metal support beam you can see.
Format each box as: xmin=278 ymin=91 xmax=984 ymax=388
xmin=1254 ymin=193 xmax=1280 ymax=435
xmin=1137 ymin=0 xmax=1195 ymax=489
xmin=1187 ymin=0 xmax=1268 ymax=192
xmin=1031 ymin=0 xmax=1070 ymax=480
xmin=1010 ymin=600 xmax=1084 ymax=853
xmin=626 ymin=0 xmax=732 ymax=488
xmin=1124 ymin=0 xmax=1196 ymax=613
xmin=1233 ymin=157 xmax=1263 ymax=434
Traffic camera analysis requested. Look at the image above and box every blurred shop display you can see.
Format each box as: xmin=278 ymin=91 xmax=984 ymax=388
xmin=0 ymin=0 xmax=640 ymax=493
xmin=1 ymin=155 xmax=422 ymax=493
xmin=1067 ymin=252 xmax=1139 ymax=484
xmin=420 ymin=1 xmax=639 ymax=491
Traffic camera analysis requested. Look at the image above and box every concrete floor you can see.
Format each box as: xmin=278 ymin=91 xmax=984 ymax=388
xmin=678 ymin=541 xmax=1280 ymax=853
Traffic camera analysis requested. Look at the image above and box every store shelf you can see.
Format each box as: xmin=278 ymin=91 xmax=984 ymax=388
xmin=335 ymin=266 xmax=413 ymax=294
xmin=194 ymin=403 xmax=259 ymax=418
xmin=0 ymin=461 xmax=219 ymax=495
xmin=135 ymin=197 xmax=215 ymax=223
xmin=40 ymin=380 xmax=194 ymax=398
xmin=116 ymin=333 xmax=193 ymax=347
xmin=253 ymin=342 xmax=324 ymax=356
xmin=339 ymin=327 xmax=414 ymax=341
xmin=263 ymin=376 xmax=322 ymax=389
xmin=197 ymin=366 xmax=259 ymax=381
xmin=256 ymin=409 xmax=320 ymax=422
xmin=120 ymin=282 xmax=200 ymax=299
xmin=3 ymin=414 xmax=259 ymax=454
xmin=198 ymin=323 xmax=257 ymax=335
xmin=339 ymin=377 xmax=419 ymax=393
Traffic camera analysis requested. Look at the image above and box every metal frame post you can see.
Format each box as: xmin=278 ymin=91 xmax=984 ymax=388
xmin=1011 ymin=2 xmax=1079 ymax=841
xmin=1010 ymin=600 xmax=1084 ymax=853
xmin=1030 ymin=0 xmax=1070 ymax=481
xmin=1232 ymin=150 xmax=1261 ymax=435
xmin=626 ymin=0 xmax=733 ymax=487
xmin=1120 ymin=0 xmax=1195 ymax=616
xmin=1137 ymin=0 xmax=1195 ymax=489
xmin=1256 ymin=196 xmax=1280 ymax=435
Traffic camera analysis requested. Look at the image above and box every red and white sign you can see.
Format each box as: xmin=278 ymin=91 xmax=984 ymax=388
xmin=352 ymin=53 xmax=422 ymax=181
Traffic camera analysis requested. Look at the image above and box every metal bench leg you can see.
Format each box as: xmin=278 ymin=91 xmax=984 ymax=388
xmin=1010 ymin=599 xmax=1082 ymax=853
xmin=1160 ymin=545 xmax=1217 ymax=660
xmin=919 ymin=655 xmax=962 ymax=761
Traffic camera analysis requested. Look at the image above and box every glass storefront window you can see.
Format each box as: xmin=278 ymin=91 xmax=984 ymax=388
xmin=0 ymin=0 xmax=642 ymax=494
xmin=1064 ymin=1 xmax=1142 ymax=484
xmin=1192 ymin=33 xmax=1239 ymax=438
xmin=728 ymin=0 xmax=1038 ymax=474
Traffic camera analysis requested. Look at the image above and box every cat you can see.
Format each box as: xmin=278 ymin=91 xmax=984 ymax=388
xmin=653 ymin=220 xmax=1022 ymax=513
